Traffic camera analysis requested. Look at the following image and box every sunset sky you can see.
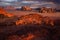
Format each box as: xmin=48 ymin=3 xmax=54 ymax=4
xmin=0 ymin=0 xmax=60 ymax=9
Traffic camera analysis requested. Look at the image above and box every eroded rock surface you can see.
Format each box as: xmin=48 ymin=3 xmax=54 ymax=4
xmin=0 ymin=8 xmax=14 ymax=18
xmin=16 ymin=14 xmax=54 ymax=26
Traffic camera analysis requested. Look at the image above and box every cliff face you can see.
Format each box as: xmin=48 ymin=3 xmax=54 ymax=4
xmin=16 ymin=14 xmax=54 ymax=26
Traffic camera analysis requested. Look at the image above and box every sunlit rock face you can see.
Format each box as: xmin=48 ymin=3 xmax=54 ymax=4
xmin=16 ymin=14 xmax=43 ymax=25
xmin=0 ymin=8 xmax=16 ymax=26
xmin=16 ymin=14 xmax=54 ymax=26
xmin=40 ymin=7 xmax=47 ymax=13
xmin=0 ymin=7 xmax=14 ymax=18
xmin=21 ymin=6 xmax=32 ymax=11
xmin=40 ymin=7 xmax=55 ymax=13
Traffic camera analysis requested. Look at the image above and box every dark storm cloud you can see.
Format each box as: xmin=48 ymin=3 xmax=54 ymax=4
xmin=40 ymin=0 xmax=60 ymax=4
xmin=22 ymin=0 xmax=60 ymax=4
xmin=0 ymin=0 xmax=60 ymax=4
xmin=27 ymin=0 xmax=60 ymax=4
xmin=0 ymin=0 xmax=59 ymax=9
xmin=54 ymin=0 xmax=60 ymax=4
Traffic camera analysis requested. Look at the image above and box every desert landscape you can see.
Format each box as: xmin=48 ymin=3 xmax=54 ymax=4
xmin=0 ymin=0 xmax=60 ymax=40
xmin=0 ymin=6 xmax=60 ymax=40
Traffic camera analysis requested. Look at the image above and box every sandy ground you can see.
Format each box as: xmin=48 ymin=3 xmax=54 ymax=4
xmin=7 ymin=10 xmax=60 ymax=20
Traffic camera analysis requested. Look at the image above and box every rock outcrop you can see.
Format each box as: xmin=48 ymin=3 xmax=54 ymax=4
xmin=16 ymin=14 xmax=54 ymax=26
xmin=0 ymin=8 xmax=16 ymax=26
xmin=40 ymin=7 xmax=47 ymax=13
xmin=40 ymin=7 xmax=55 ymax=13
xmin=21 ymin=6 xmax=32 ymax=11
xmin=0 ymin=7 xmax=14 ymax=18
xmin=16 ymin=14 xmax=43 ymax=25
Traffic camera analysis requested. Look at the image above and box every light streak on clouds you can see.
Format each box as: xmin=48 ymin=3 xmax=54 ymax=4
xmin=21 ymin=1 xmax=39 ymax=4
xmin=0 ymin=0 xmax=18 ymax=2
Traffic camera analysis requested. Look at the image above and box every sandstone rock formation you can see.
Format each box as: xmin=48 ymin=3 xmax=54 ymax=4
xmin=16 ymin=14 xmax=43 ymax=25
xmin=0 ymin=8 xmax=16 ymax=26
xmin=43 ymin=16 xmax=54 ymax=26
xmin=47 ymin=8 xmax=55 ymax=13
xmin=21 ymin=6 xmax=32 ymax=11
xmin=40 ymin=7 xmax=55 ymax=13
xmin=0 ymin=7 xmax=14 ymax=18
xmin=40 ymin=7 xmax=47 ymax=13
xmin=16 ymin=14 xmax=54 ymax=26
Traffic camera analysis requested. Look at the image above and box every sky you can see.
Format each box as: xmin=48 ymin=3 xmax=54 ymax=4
xmin=0 ymin=0 xmax=60 ymax=9
xmin=0 ymin=0 xmax=60 ymax=3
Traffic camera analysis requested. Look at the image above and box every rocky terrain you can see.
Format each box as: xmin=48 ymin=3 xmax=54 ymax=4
xmin=0 ymin=7 xmax=60 ymax=40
